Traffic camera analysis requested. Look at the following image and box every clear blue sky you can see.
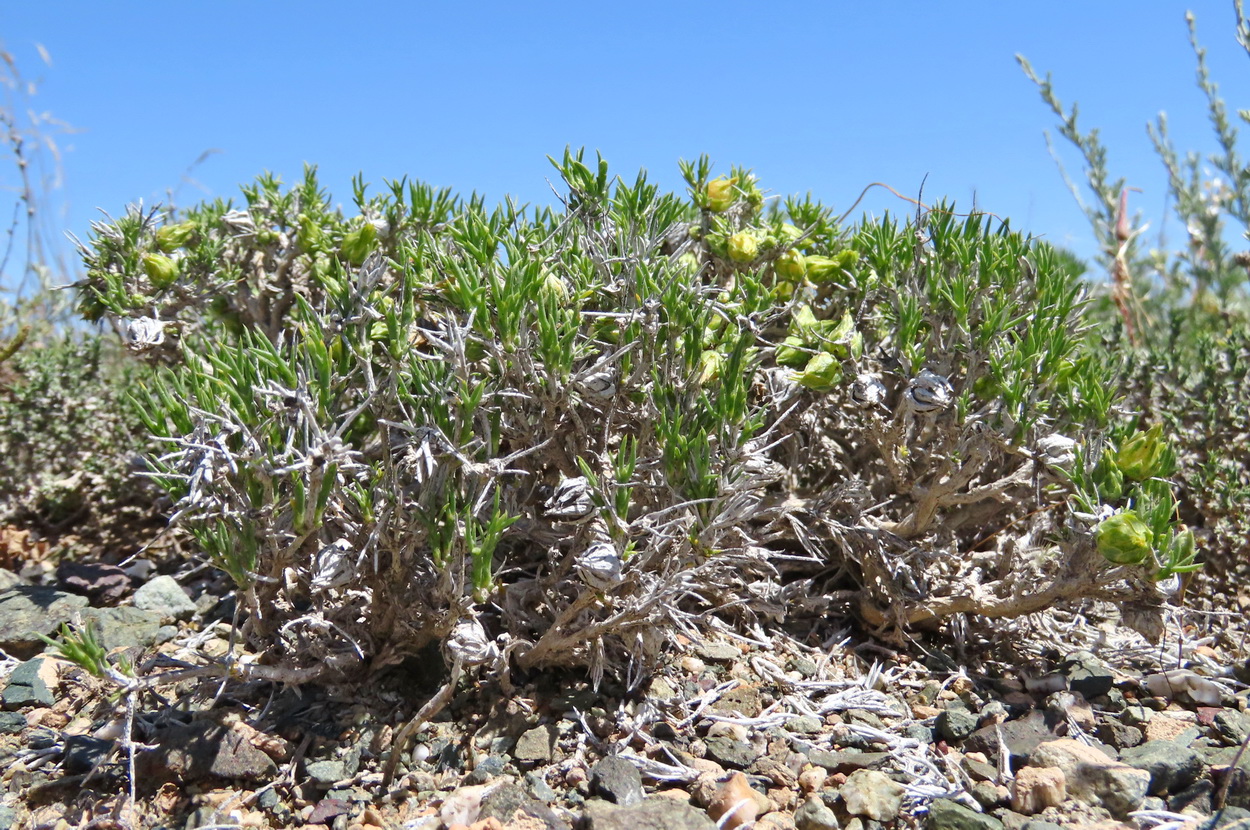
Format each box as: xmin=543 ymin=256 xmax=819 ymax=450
xmin=5 ymin=1 xmax=1250 ymax=289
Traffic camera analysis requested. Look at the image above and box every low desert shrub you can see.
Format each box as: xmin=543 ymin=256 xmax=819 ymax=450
xmin=72 ymin=151 xmax=1187 ymax=681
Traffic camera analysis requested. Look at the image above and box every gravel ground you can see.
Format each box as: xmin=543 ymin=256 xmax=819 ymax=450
xmin=1 ymin=562 xmax=1249 ymax=830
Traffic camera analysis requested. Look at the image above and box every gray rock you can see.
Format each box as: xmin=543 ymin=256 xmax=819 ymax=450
xmin=1215 ymin=710 xmax=1250 ymax=746
xmin=902 ymin=722 xmax=936 ymax=744
xmin=970 ymin=780 xmax=1004 ymax=810
xmin=592 ymin=756 xmax=644 ymax=806
xmin=694 ymin=641 xmax=740 ymax=662
xmin=1210 ymin=806 xmax=1250 ymax=828
xmin=132 ymin=575 xmax=197 ymax=621
xmin=840 ymin=768 xmax=906 ymax=821
xmin=794 ymin=795 xmax=840 ymax=830
xmin=2 ymin=657 xmax=53 ymax=709
xmin=582 ymin=797 xmax=715 ymax=830
xmin=1020 ymin=822 xmax=1064 ymax=830
xmin=1030 ymin=738 xmax=1149 ymax=818
xmin=789 ymin=715 xmax=824 ymax=734
xmin=1061 ymin=651 xmax=1115 ymax=700
xmin=77 ymin=606 xmax=162 ymax=651
xmin=0 ymin=711 xmax=26 ymax=734
xmin=63 ymin=734 xmax=113 ymax=774
xmin=0 ymin=570 xmax=20 ymax=591
xmin=937 ymin=706 xmax=979 ymax=742
xmin=807 ymin=749 xmax=891 ymax=773
xmin=964 ymin=711 xmax=1061 ymax=768
xmin=134 ymin=720 xmax=277 ymax=785
xmin=305 ymin=759 xmax=347 ymax=787
xmin=925 ymin=798 xmax=1004 ymax=830
xmin=465 ymin=754 xmax=506 ymax=784
xmin=525 ymin=770 xmax=558 ymax=802
xmin=515 ymin=724 xmax=558 ymax=764
xmin=0 ymin=586 xmax=88 ymax=659
xmin=0 ymin=805 xmax=15 ymax=830
xmin=1095 ymin=721 xmax=1142 ymax=749
xmin=1120 ymin=740 xmax=1203 ymax=795
xmin=1168 ymin=778 xmax=1213 ymax=815
xmin=703 ymin=736 xmax=759 ymax=769
xmin=479 ymin=780 xmax=571 ymax=830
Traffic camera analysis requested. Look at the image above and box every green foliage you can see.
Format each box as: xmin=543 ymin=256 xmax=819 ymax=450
xmin=0 ymin=332 xmax=148 ymax=530
xmin=1022 ymin=4 xmax=1250 ymax=598
xmin=74 ymin=149 xmax=1180 ymax=673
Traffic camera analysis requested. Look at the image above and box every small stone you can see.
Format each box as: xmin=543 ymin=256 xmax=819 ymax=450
xmin=793 ymin=795 xmax=839 ymax=830
xmin=525 ymin=771 xmax=558 ymax=802
xmin=1029 ymin=738 xmax=1149 ymax=818
xmin=514 ymin=724 xmax=557 ymax=764
xmin=592 ymin=756 xmax=644 ymax=807
xmin=1143 ymin=714 xmax=1191 ymax=743
xmin=1010 ymin=766 xmax=1065 ymax=814
xmin=1120 ymin=740 xmax=1203 ymax=794
xmin=0 ymin=586 xmax=89 ymax=659
xmin=0 ymin=805 xmax=15 ymax=830
xmin=582 ymin=797 xmax=715 ymax=830
xmin=135 ymin=720 xmax=277 ymax=784
xmin=789 ymin=716 xmax=823 ymax=734
xmin=925 ymin=798 xmax=1003 ymax=830
xmin=76 ymin=606 xmax=162 ymax=651
xmin=1167 ymin=778 xmax=1213 ymax=815
xmin=1094 ymin=721 xmax=1142 ymax=750
xmin=478 ymin=780 xmax=571 ymax=830
xmin=704 ymin=736 xmax=760 ymax=770
xmin=806 ymin=749 xmax=890 ymax=774
xmin=0 ymin=711 xmax=26 ymax=734
xmin=713 ymin=686 xmax=762 ymax=718
xmin=63 ymin=734 xmax=113 ymax=774
xmin=937 ymin=706 xmax=979 ymax=742
xmin=791 ymin=658 xmax=818 ymax=678
xmin=465 ymin=754 xmax=506 ymax=784
xmin=969 ymin=781 xmax=1005 ymax=810
xmin=964 ymin=711 xmax=1061 ymax=769
xmin=797 ymin=767 xmax=827 ymax=794
xmin=708 ymin=772 xmax=761 ymax=829
xmin=840 ymin=768 xmax=905 ymax=821
xmin=1214 ymin=710 xmax=1250 ymax=746
xmin=132 ymin=575 xmax=197 ymax=622
xmin=1060 ymin=651 xmax=1115 ymax=700
xmin=2 ymin=657 xmax=54 ymax=709
xmin=694 ymin=641 xmax=741 ymax=662
xmin=307 ymin=798 xmax=351 ymax=825
xmin=305 ymin=760 xmax=347 ymax=787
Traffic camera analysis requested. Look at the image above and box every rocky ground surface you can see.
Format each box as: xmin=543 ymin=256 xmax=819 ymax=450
xmin=1 ymin=555 xmax=1249 ymax=830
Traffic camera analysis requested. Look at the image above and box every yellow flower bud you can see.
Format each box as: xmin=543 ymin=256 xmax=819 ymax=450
xmin=339 ymin=221 xmax=378 ymax=266
xmin=1095 ymin=511 xmax=1153 ymax=565
xmin=704 ymin=176 xmax=738 ymax=212
xmin=141 ymin=253 xmax=179 ymax=288
xmin=1115 ymin=424 xmax=1170 ymax=481
xmin=155 ymin=222 xmax=196 ymax=253
xmin=727 ymin=232 xmax=760 ymax=263
xmin=774 ymin=249 xmax=807 ymax=282
xmin=794 ymin=352 xmax=843 ymax=391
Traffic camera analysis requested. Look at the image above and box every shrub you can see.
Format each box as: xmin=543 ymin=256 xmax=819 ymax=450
xmin=1020 ymin=4 xmax=1250 ymax=610
xmin=73 ymin=151 xmax=1186 ymax=682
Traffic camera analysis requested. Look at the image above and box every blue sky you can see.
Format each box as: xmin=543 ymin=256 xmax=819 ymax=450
xmin=4 ymin=1 xmax=1250 ymax=289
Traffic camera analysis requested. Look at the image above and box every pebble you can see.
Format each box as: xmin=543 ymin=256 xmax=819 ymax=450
xmin=925 ymin=797 xmax=1003 ymax=830
xmin=1119 ymin=739 xmax=1203 ymax=795
xmin=132 ymin=573 xmax=197 ymax=618
xmin=793 ymin=795 xmax=839 ymax=830
xmin=591 ymin=756 xmax=644 ymax=807
xmin=1028 ymin=738 xmax=1149 ymax=818
xmin=839 ymin=769 xmax=905 ymax=821
xmin=1010 ymin=766 xmax=1065 ymax=814
xmin=514 ymin=724 xmax=557 ymax=764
